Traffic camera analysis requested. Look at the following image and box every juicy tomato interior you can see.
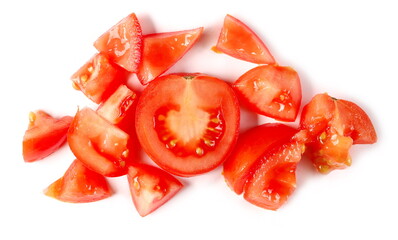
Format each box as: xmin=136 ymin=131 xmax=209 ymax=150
xmin=137 ymin=28 xmax=203 ymax=85
xmin=127 ymin=163 xmax=183 ymax=217
xmin=23 ymin=111 xmax=72 ymax=162
xmin=94 ymin=13 xmax=143 ymax=72
xmin=233 ymin=65 xmax=302 ymax=122
xmin=135 ymin=73 xmax=240 ymax=177
xmin=215 ymin=14 xmax=275 ymax=64
xmin=68 ymin=108 xmax=130 ymax=177
xmin=45 ymin=160 xmax=112 ymax=203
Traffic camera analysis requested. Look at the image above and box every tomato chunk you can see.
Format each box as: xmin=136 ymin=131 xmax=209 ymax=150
xmin=68 ymin=108 xmax=130 ymax=177
xmin=23 ymin=111 xmax=72 ymax=162
xmin=233 ymin=65 xmax=302 ymax=122
xmin=45 ymin=160 xmax=112 ymax=203
xmin=135 ymin=73 xmax=239 ymax=177
xmin=215 ymin=14 xmax=275 ymax=64
xmin=137 ymin=27 xmax=203 ymax=85
xmin=127 ymin=163 xmax=183 ymax=217
xmin=94 ymin=13 xmax=143 ymax=72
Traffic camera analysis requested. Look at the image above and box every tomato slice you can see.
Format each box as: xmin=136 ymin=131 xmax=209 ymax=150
xmin=44 ymin=160 xmax=112 ymax=203
xmin=233 ymin=65 xmax=302 ymax=121
xmin=94 ymin=13 xmax=143 ymax=72
xmin=135 ymin=73 xmax=240 ymax=177
xmin=68 ymin=108 xmax=130 ymax=177
xmin=215 ymin=14 xmax=275 ymax=64
xmin=127 ymin=163 xmax=183 ymax=217
xmin=71 ymin=53 xmax=125 ymax=104
xmin=23 ymin=111 xmax=72 ymax=162
xmin=223 ymin=123 xmax=298 ymax=194
xmin=137 ymin=27 xmax=203 ymax=85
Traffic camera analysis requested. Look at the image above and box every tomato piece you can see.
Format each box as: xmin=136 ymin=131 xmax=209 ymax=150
xmin=127 ymin=163 xmax=183 ymax=217
xmin=71 ymin=53 xmax=125 ymax=104
xmin=215 ymin=14 xmax=275 ymax=64
xmin=137 ymin=27 xmax=203 ymax=85
xmin=68 ymin=108 xmax=130 ymax=177
xmin=223 ymin=123 xmax=298 ymax=194
xmin=233 ymin=65 xmax=302 ymax=121
xmin=135 ymin=73 xmax=240 ymax=177
xmin=23 ymin=111 xmax=72 ymax=162
xmin=44 ymin=160 xmax=112 ymax=203
xmin=94 ymin=13 xmax=143 ymax=72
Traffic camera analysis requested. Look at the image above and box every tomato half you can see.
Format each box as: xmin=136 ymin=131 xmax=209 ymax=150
xmin=215 ymin=14 xmax=275 ymax=64
xmin=23 ymin=111 xmax=72 ymax=162
xmin=94 ymin=13 xmax=143 ymax=72
xmin=127 ymin=163 xmax=183 ymax=217
xmin=68 ymin=108 xmax=130 ymax=177
xmin=135 ymin=73 xmax=240 ymax=177
xmin=137 ymin=27 xmax=203 ymax=85
xmin=44 ymin=160 xmax=112 ymax=203
xmin=233 ymin=65 xmax=302 ymax=122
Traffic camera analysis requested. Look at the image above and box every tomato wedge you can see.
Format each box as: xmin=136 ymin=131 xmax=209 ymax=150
xmin=71 ymin=53 xmax=125 ymax=104
xmin=44 ymin=160 xmax=112 ymax=203
xmin=94 ymin=13 xmax=143 ymax=72
xmin=135 ymin=73 xmax=240 ymax=177
xmin=233 ymin=65 xmax=302 ymax=122
xmin=215 ymin=14 xmax=275 ymax=64
xmin=127 ymin=163 xmax=183 ymax=217
xmin=137 ymin=27 xmax=203 ymax=85
xmin=68 ymin=108 xmax=130 ymax=177
xmin=23 ymin=111 xmax=72 ymax=162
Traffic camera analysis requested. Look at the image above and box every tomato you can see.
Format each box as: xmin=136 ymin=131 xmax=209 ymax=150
xmin=23 ymin=111 xmax=72 ymax=162
xmin=223 ymin=123 xmax=298 ymax=195
xmin=94 ymin=13 xmax=143 ymax=72
xmin=135 ymin=73 xmax=240 ymax=177
xmin=127 ymin=163 xmax=183 ymax=217
xmin=214 ymin=14 xmax=275 ymax=64
xmin=44 ymin=160 xmax=112 ymax=203
xmin=71 ymin=53 xmax=125 ymax=104
xmin=137 ymin=27 xmax=203 ymax=85
xmin=68 ymin=108 xmax=130 ymax=177
xmin=233 ymin=65 xmax=302 ymax=122
xmin=300 ymin=93 xmax=377 ymax=173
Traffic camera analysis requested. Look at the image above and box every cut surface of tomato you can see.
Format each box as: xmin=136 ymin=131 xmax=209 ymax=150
xmin=71 ymin=53 xmax=125 ymax=104
xmin=223 ymin=123 xmax=298 ymax=194
xmin=94 ymin=13 xmax=143 ymax=72
xmin=215 ymin=14 xmax=275 ymax=64
xmin=68 ymin=108 xmax=130 ymax=177
xmin=137 ymin=27 xmax=203 ymax=85
xmin=135 ymin=73 xmax=240 ymax=177
xmin=233 ymin=65 xmax=302 ymax=121
xmin=127 ymin=163 xmax=183 ymax=217
xmin=23 ymin=111 xmax=72 ymax=162
xmin=44 ymin=160 xmax=112 ymax=203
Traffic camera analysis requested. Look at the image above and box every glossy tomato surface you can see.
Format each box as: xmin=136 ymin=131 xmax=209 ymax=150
xmin=135 ymin=73 xmax=240 ymax=177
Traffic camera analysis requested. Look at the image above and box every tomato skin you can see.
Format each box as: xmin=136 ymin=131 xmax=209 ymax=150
xmin=44 ymin=160 xmax=112 ymax=203
xmin=127 ymin=164 xmax=183 ymax=217
xmin=215 ymin=14 xmax=275 ymax=64
xmin=23 ymin=111 xmax=72 ymax=162
xmin=94 ymin=13 xmax=143 ymax=72
xmin=135 ymin=73 xmax=240 ymax=177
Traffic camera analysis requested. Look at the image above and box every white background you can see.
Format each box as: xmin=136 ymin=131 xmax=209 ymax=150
xmin=1 ymin=0 xmax=397 ymax=239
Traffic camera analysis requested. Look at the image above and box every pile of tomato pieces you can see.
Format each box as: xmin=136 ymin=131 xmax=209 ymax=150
xmin=22 ymin=13 xmax=377 ymax=216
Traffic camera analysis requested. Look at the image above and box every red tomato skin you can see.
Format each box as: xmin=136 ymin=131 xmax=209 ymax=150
xmin=127 ymin=164 xmax=183 ymax=217
xmin=23 ymin=111 xmax=72 ymax=162
xmin=44 ymin=160 xmax=112 ymax=203
xmin=94 ymin=13 xmax=143 ymax=72
xmin=215 ymin=14 xmax=275 ymax=64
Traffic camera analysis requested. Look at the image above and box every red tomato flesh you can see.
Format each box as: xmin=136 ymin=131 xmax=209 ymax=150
xmin=135 ymin=73 xmax=240 ymax=177
xmin=215 ymin=14 xmax=275 ymax=64
xmin=45 ymin=160 xmax=112 ymax=203
xmin=23 ymin=111 xmax=72 ymax=162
